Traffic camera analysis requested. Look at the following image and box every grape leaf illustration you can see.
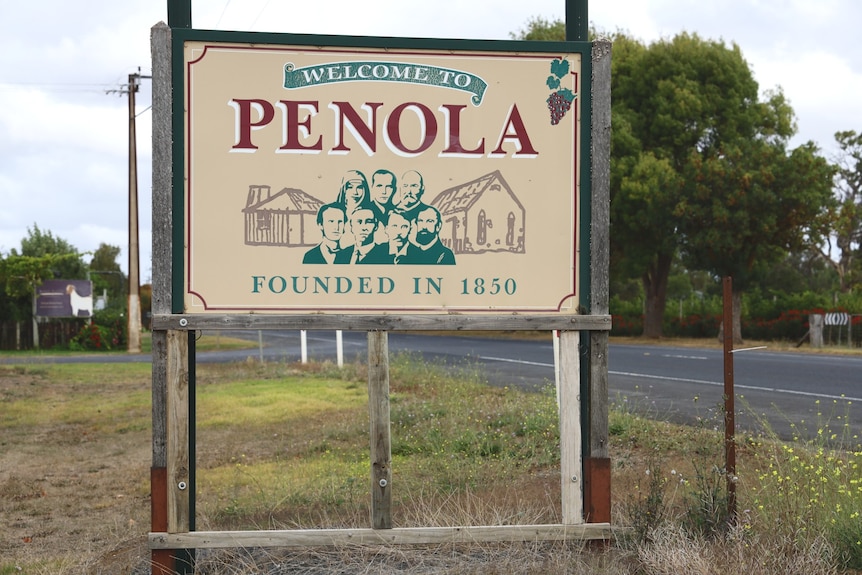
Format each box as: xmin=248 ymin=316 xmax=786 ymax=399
xmin=546 ymin=75 xmax=561 ymax=90
xmin=550 ymin=58 xmax=570 ymax=79
xmin=558 ymin=88 xmax=576 ymax=102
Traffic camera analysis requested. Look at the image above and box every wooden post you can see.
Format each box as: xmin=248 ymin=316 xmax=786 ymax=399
xmin=559 ymin=330 xmax=583 ymax=524
xmin=585 ymin=39 xmax=613 ymax=524
xmin=167 ymin=330 xmax=191 ymax=532
xmin=368 ymin=331 xmax=392 ymax=529
xmin=151 ymin=21 xmax=177 ymax=575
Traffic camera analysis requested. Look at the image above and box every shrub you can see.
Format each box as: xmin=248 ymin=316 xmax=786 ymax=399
xmin=68 ymin=306 xmax=126 ymax=351
xmin=610 ymin=314 xmax=643 ymax=337
xmin=92 ymin=307 xmax=127 ymax=348
xmin=667 ymin=313 xmax=721 ymax=338
xmin=70 ymin=323 xmax=113 ymax=351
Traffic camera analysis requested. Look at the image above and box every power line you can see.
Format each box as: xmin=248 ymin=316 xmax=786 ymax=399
xmin=0 ymin=81 xmax=115 ymax=94
xmin=215 ymin=0 xmax=232 ymax=28
xmin=249 ymin=0 xmax=273 ymax=29
xmin=0 ymin=81 xmax=114 ymax=87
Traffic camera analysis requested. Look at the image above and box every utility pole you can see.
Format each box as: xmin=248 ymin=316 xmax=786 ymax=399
xmin=127 ymin=72 xmax=142 ymax=353
xmin=111 ymin=70 xmax=150 ymax=353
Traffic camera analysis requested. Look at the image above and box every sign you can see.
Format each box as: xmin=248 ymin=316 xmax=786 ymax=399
xmin=825 ymin=312 xmax=850 ymax=326
xmin=36 ymin=280 xmax=94 ymax=318
xmin=177 ymin=33 xmax=588 ymax=314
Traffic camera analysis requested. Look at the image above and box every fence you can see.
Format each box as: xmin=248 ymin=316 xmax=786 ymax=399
xmin=823 ymin=314 xmax=862 ymax=347
xmin=0 ymin=319 xmax=87 ymax=351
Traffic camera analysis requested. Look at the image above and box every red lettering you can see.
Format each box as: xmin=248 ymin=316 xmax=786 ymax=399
xmin=225 ymin=99 xmax=537 ymax=158
xmin=385 ymin=102 xmax=437 ymax=156
xmin=277 ymin=101 xmax=322 ymax=152
xmin=490 ymin=104 xmax=538 ymax=157
xmin=329 ymin=102 xmax=383 ymax=155
xmin=439 ymin=104 xmax=484 ymax=156
xmin=229 ymin=99 xmax=275 ymax=151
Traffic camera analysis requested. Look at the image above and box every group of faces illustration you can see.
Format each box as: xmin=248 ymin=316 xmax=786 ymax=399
xmin=303 ymin=169 xmax=455 ymax=265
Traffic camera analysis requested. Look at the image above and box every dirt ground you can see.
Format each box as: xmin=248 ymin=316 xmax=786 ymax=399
xmin=0 ymin=368 xmax=152 ymax=574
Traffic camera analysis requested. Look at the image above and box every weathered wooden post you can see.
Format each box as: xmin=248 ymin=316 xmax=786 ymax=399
xmin=368 ymin=331 xmax=392 ymax=529
xmin=559 ymin=330 xmax=583 ymax=523
xmin=585 ymin=38 xmax=612 ymax=524
xmin=150 ymin=20 xmax=174 ymax=575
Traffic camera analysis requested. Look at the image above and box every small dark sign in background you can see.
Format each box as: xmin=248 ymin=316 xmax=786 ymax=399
xmin=36 ymin=280 xmax=94 ymax=318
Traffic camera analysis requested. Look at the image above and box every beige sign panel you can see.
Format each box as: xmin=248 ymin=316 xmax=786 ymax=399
xmin=182 ymin=40 xmax=581 ymax=314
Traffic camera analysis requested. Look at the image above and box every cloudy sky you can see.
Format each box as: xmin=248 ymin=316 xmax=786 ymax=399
xmin=1 ymin=0 xmax=859 ymax=281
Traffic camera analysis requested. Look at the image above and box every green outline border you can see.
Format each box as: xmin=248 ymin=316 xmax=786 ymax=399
xmin=170 ymin=29 xmax=593 ymax=314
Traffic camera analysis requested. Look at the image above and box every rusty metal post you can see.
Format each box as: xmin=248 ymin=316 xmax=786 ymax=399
xmin=722 ymin=276 xmax=737 ymax=521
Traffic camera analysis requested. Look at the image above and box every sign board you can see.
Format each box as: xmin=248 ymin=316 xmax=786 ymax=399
xmin=36 ymin=280 xmax=94 ymax=318
xmin=175 ymin=32 xmax=590 ymax=314
xmin=825 ymin=312 xmax=850 ymax=326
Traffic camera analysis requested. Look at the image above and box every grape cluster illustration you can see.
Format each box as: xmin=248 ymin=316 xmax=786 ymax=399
xmin=547 ymin=91 xmax=573 ymax=125
xmin=545 ymin=57 xmax=576 ymax=126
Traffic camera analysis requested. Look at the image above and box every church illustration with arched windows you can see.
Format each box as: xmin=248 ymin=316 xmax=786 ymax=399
xmin=429 ymin=170 xmax=525 ymax=255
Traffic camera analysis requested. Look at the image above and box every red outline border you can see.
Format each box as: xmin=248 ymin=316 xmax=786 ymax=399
xmin=185 ymin=43 xmax=579 ymax=313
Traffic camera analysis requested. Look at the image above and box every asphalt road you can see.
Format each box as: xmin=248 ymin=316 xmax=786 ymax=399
xmin=221 ymin=329 xmax=862 ymax=442
xmin=4 ymin=330 xmax=860 ymax=442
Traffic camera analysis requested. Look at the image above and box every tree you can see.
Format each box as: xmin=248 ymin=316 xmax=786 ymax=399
xmin=677 ymin=139 xmax=834 ymax=341
xmin=0 ymin=253 xmax=83 ymax=299
xmin=0 ymin=226 xmax=88 ymax=348
xmin=14 ymin=224 xmax=88 ymax=280
xmin=815 ymin=130 xmax=862 ymax=293
xmin=611 ymin=32 xmax=836 ymax=340
xmin=89 ymin=243 xmax=126 ymax=305
xmin=510 ymin=16 xmax=566 ymax=41
xmin=512 ymin=20 xmax=833 ymax=339
xmin=0 ymin=251 xmax=85 ymax=348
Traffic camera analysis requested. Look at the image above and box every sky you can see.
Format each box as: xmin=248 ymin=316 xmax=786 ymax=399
xmin=1 ymin=0 xmax=859 ymax=282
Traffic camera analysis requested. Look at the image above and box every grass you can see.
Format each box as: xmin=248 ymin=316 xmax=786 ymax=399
xmin=1 ymin=355 xmax=860 ymax=574
xmin=0 ymin=329 xmax=255 ymax=358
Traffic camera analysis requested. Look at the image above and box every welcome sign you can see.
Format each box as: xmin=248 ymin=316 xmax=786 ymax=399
xmin=177 ymin=33 xmax=588 ymax=314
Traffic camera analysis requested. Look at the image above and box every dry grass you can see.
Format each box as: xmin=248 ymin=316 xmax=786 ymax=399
xmin=0 ymin=357 xmax=857 ymax=575
xmin=0 ymin=364 xmax=152 ymax=574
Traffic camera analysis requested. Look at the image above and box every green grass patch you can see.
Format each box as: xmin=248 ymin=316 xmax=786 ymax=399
xmin=200 ymin=455 xmax=369 ymax=525
xmin=189 ymin=354 xmax=563 ymax=530
xmin=194 ymin=331 xmax=258 ymax=352
xmin=198 ymin=376 xmax=366 ymax=429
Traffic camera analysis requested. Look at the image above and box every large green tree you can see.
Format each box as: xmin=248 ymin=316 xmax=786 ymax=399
xmin=14 ymin=224 xmax=88 ymax=280
xmin=816 ymin=130 xmax=862 ymax=293
xmin=677 ymin=139 xmax=834 ymax=341
xmin=611 ymin=33 xmax=834 ymax=340
xmin=515 ymin=19 xmax=833 ymax=339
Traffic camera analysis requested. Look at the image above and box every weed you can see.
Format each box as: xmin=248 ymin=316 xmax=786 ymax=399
xmin=745 ymin=396 xmax=862 ymax=570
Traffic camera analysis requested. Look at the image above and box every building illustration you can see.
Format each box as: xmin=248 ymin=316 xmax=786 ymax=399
xmin=429 ymin=170 xmax=525 ymax=254
xmin=243 ymin=185 xmax=324 ymax=247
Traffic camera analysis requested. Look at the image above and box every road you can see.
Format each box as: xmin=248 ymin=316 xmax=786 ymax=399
xmin=4 ymin=330 xmax=860 ymax=442
xmin=223 ymin=330 xmax=862 ymax=442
